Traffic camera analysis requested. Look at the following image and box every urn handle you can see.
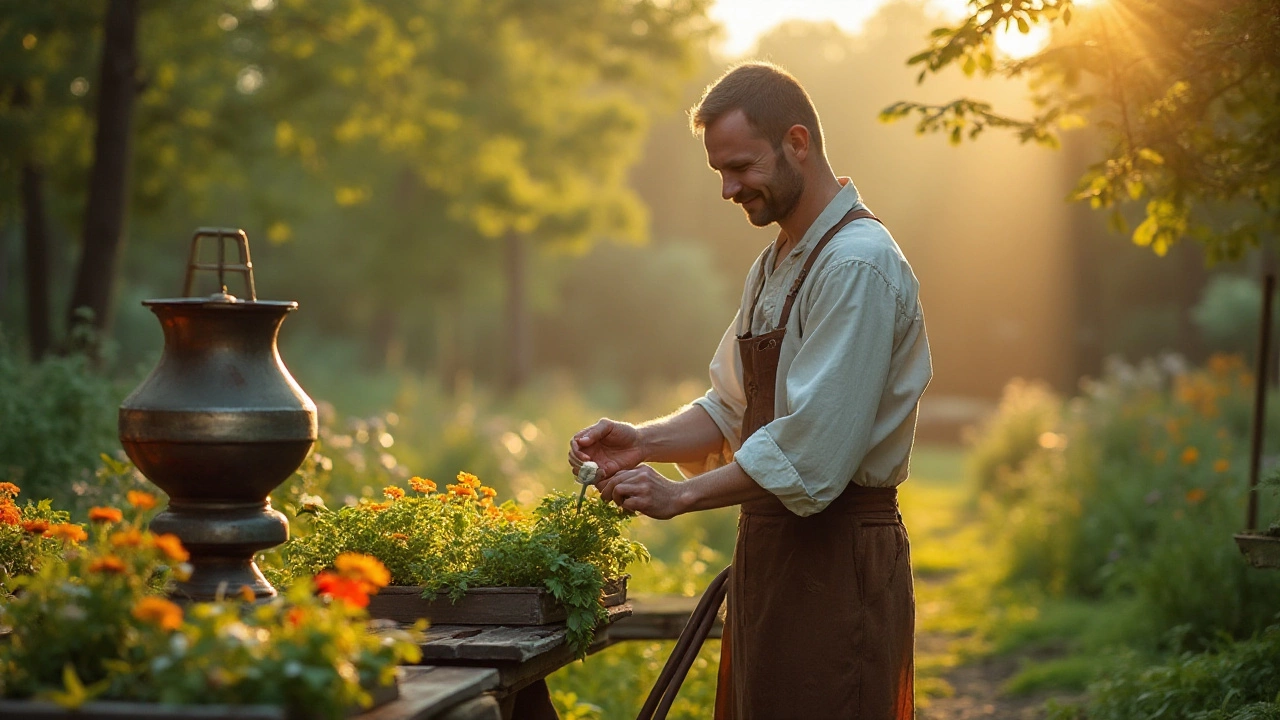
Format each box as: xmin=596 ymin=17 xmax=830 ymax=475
xmin=182 ymin=227 xmax=257 ymax=301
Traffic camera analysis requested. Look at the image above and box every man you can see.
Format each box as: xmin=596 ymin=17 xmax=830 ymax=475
xmin=568 ymin=62 xmax=931 ymax=719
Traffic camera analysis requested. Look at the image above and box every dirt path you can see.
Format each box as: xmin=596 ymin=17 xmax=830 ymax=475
xmin=916 ymin=631 xmax=1069 ymax=720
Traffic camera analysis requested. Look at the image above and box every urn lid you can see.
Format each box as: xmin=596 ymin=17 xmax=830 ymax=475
xmin=151 ymin=227 xmax=295 ymax=308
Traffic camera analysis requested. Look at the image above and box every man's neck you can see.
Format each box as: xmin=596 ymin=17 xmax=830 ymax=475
xmin=773 ymin=172 xmax=843 ymax=267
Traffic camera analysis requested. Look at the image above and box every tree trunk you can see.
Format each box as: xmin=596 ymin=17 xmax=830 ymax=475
xmin=504 ymin=232 xmax=531 ymax=391
xmin=21 ymin=163 xmax=52 ymax=359
xmin=66 ymin=0 xmax=139 ymax=342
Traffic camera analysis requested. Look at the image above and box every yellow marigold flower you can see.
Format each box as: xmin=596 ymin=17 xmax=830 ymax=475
xmin=127 ymin=490 xmax=158 ymax=510
xmin=132 ymin=596 xmax=183 ymax=631
xmin=383 ymin=486 xmax=405 ymax=500
xmin=45 ymin=523 xmax=87 ymax=543
xmin=89 ymin=555 xmax=127 ymax=573
xmin=479 ymin=497 xmax=492 ymax=508
xmin=151 ymin=533 xmax=190 ymax=562
xmin=1214 ymin=458 xmax=1231 ymax=474
xmin=1185 ymin=488 xmax=1207 ymax=505
xmin=1180 ymin=447 xmax=1200 ymax=466
xmin=88 ymin=506 xmax=124 ymax=523
xmin=21 ymin=519 xmax=49 ymax=535
xmin=239 ymin=585 xmax=256 ymax=603
xmin=0 ymin=482 xmax=19 ymax=497
xmin=110 ymin=528 xmax=145 ymax=547
xmin=457 ymin=471 xmax=481 ymax=488
xmin=334 ymin=552 xmax=391 ymax=590
xmin=0 ymin=503 xmax=20 ymax=526
xmin=480 ymin=486 xmax=497 ymax=498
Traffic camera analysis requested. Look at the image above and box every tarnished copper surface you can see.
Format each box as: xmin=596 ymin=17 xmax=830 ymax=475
xmin=119 ymin=228 xmax=315 ymax=601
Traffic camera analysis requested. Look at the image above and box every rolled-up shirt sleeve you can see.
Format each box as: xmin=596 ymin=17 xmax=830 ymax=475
xmin=678 ymin=312 xmax=747 ymax=479
xmin=734 ymin=260 xmax=898 ymax=516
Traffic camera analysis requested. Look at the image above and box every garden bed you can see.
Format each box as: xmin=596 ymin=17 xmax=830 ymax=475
xmin=367 ymin=575 xmax=628 ymax=625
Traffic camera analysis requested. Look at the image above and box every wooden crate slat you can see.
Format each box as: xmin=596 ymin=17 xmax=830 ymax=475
xmin=368 ymin=577 xmax=627 ymax=626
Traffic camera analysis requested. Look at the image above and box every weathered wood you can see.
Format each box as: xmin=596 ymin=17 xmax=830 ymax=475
xmin=356 ymin=666 xmax=498 ymax=720
xmin=609 ymin=594 xmax=722 ymax=640
xmin=367 ymin=577 xmax=627 ymax=626
xmin=1235 ymin=533 xmax=1280 ymax=569
xmin=0 ymin=667 xmax=496 ymax=720
xmin=434 ymin=695 xmax=502 ymax=720
xmin=415 ymin=604 xmax=632 ymax=663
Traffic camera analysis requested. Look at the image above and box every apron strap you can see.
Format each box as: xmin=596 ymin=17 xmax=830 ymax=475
xmin=774 ymin=208 xmax=881 ymax=329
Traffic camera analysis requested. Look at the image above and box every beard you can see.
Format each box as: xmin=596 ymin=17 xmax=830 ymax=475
xmin=736 ymin=149 xmax=805 ymax=227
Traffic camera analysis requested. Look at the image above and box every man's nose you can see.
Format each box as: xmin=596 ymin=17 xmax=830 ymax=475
xmin=721 ymin=174 xmax=740 ymax=201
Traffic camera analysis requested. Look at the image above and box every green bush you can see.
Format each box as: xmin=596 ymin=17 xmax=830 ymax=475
xmin=0 ymin=341 xmax=134 ymax=514
xmin=975 ymin=354 xmax=1280 ymax=647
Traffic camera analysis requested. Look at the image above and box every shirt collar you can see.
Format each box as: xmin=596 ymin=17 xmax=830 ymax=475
xmin=785 ymin=178 xmax=863 ymax=261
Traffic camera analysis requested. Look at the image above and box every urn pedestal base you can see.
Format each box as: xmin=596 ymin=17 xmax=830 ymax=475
xmin=150 ymin=501 xmax=288 ymax=601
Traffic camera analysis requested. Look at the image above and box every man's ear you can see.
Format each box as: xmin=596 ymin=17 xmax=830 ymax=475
xmin=783 ymin=124 xmax=811 ymax=163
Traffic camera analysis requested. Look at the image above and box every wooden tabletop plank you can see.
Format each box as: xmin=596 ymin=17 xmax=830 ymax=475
xmin=608 ymin=594 xmax=722 ymax=640
xmin=354 ymin=666 xmax=498 ymax=720
xmin=414 ymin=604 xmax=632 ymax=663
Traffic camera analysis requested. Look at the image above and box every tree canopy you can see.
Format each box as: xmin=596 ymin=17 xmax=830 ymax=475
xmin=882 ymin=0 xmax=1280 ymax=262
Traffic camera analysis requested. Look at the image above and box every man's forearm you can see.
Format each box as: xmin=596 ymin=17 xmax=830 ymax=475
xmin=675 ymin=461 xmax=771 ymax=513
xmin=637 ymin=403 xmax=727 ymax=465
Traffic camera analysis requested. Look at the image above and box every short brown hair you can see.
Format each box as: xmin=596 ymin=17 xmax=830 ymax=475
xmin=690 ymin=62 xmax=824 ymax=153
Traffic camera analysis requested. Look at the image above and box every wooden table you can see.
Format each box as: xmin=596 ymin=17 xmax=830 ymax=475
xmin=405 ymin=604 xmax=633 ymax=719
xmin=0 ymin=666 xmax=499 ymax=720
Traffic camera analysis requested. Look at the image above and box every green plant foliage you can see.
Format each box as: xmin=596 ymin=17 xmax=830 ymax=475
xmin=0 ymin=510 xmax=420 ymax=718
xmin=276 ymin=476 xmax=648 ymax=657
xmin=0 ymin=342 xmax=134 ymax=512
xmin=1077 ymin=625 xmax=1280 ymax=720
xmin=884 ymin=0 xmax=1280 ymax=261
xmin=971 ymin=353 xmax=1280 ymax=646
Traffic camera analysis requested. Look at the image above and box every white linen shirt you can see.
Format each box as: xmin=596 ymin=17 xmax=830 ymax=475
xmin=681 ymin=180 xmax=933 ymax=516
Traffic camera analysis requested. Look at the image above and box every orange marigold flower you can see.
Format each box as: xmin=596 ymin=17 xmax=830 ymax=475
xmin=239 ymin=585 xmax=256 ymax=603
xmin=334 ymin=552 xmax=391 ymax=591
xmin=110 ymin=528 xmax=145 ymax=548
xmin=21 ymin=519 xmax=49 ymax=535
xmin=0 ymin=482 xmax=19 ymax=497
xmin=480 ymin=486 xmax=497 ymax=498
xmin=1213 ymin=458 xmax=1231 ymax=474
xmin=89 ymin=506 xmax=124 ymax=523
xmin=383 ymin=486 xmax=405 ymax=500
xmin=315 ymin=571 xmax=371 ymax=608
xmin=390 ymin=532 xmax=410 ymax=542
xmin=504 ymin=510 xmax=523 ymax=523
xmin=151 ymin=533 xmax=190 ymax=562
xmin=457 ymin=471 xmax=481 ymax=488
xmin=45 ymin=523 xmax=87 ymax=543
xmin=366 ymin=501 xmax=391 ymax=512
xmin=485 ymin=505 xmax=502 ymax=518
xmin=89 ymin=555 xmax=127 ymax=573
xmin=479 ymin=497 xmax=492 ymax=508
xmin=409 ymin=476 xmax=436 ymax=494
xmin=132 ymin=596 xmax=183 ymax=631
xmin=286 ymin=607 xmax=306 ymax=627
xmin=1185 ymin=488 xmax=1207 ymax=505
xmin=0 ymin=504 xmax=20 ymax=526
xmin=1180 ymin=447 xmax=1200 ymax=466
xmin=438 ymin=494 xmax=450 ymax=503
xmin=454 ymin=486 xmax=475 ymax=498
xmin=126 ymin=490 xmax=158 ymax=510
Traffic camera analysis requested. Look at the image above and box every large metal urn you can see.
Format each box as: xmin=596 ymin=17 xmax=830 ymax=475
xmin=119 ymin=228 xmax=316 ymax=601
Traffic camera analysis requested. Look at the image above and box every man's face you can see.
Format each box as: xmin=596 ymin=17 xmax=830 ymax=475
xmin=703 ymin=109 xmax=805 ymax=227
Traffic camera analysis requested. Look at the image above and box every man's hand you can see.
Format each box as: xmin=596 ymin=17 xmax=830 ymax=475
xmin=595 ymin=465 xmax=688 ymax=520
xmin=568 ymin=418 xmax=645 ymax=479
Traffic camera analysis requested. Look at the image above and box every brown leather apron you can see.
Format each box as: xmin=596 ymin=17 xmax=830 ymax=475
xmin=714 ymin=208 xmax=915 ymax=720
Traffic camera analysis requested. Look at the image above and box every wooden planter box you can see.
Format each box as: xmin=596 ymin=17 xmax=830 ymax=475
xmin=367 ymin=575 xmax=628 ymax=625
xmin=0 ymin=677 xmax=400 ymax=720
xmin=1235 ymin=533 xmax=1280 ymax=569
xmin=0 ymin=666 xmax=500 ymax=720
